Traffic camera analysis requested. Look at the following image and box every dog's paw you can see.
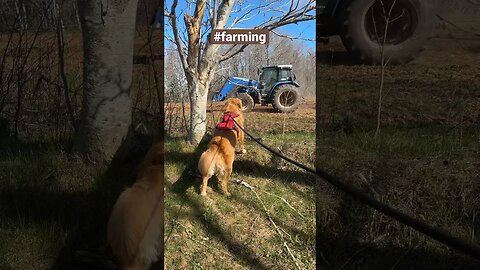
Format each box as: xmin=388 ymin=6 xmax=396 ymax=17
xmin=223 ymin=191 xmax=231 ymax=197
xmin=236 ymin=149 xmax=247 ymax=154
xmin=200 ymin=191 xmax=207 ymax=196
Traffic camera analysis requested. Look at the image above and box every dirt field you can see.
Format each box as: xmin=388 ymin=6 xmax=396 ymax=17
xmin=317 ymin=34 xmax=480 ymax=127
xmin=320 ymin=33 xmax=480 ymax=66
xmin=315 ymin=30 xmax=480 ymax=268
xmin=215 ymin=106 xmax=310 ymax=134
xmin=165 ymin=101 xmax=316 ymax=135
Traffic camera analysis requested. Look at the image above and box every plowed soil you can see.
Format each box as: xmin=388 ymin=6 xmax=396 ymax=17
xmin=317 ymin=34 xmax=480 ymax=128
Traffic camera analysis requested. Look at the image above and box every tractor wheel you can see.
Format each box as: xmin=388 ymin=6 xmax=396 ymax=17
xmin=237 ymin=93 xmax=255 ymax=113
xmin=340 ymin=0 xmax=433 ymax=65
xmin=272 ymin=85 xmax=300 ymax=113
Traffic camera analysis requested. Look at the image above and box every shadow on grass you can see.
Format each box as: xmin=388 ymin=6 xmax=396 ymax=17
xmin=316 ymin=227 xmax=478 ymax=270
xmin=316 ymin=226 xmax=479 ymax=270
xmin=0 ymin=135 xmax=71 ymax=158
xmin=316 ymin=185 xmax=480 ymax=269
xmin=167 ymin=140 xmax=272 ymax=270
xmin=229 ymin=193 xmax=314 ymax=244
xmin=167 ymin=149 xmax=315 ymax=189
xmin=235 ymin=159 xmax=315 ymax=186
xmin=0 ymin=133 xmax=156 ymax=269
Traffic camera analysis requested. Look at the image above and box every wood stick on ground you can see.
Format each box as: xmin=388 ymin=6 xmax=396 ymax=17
xmin=233 ymin=178 xmax=302 ymax=270
xmin=233 ymin=178 xmax=306 ymax=219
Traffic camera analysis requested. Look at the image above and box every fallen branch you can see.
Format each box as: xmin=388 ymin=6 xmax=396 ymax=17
xmin=358 ymin=172 xmax=380 ymax=200
xmin=233 ymin=178 xmax=306 ymax=219
xmin=233 ymin=178 xmax=302 ymax=270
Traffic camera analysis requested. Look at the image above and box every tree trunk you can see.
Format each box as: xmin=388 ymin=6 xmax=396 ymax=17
xmin=72 ymin=0 xmax=138 ymax=163
xmin=187 ymin=77 xmax=210 ymax=143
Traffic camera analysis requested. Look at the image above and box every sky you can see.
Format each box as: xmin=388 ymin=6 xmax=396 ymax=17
xmin=164 ymin=0 xmax=316 ymax=50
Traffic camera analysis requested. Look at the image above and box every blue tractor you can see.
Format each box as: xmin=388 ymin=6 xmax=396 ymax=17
xmin=212 ymin=65 xmax=301 ymax=113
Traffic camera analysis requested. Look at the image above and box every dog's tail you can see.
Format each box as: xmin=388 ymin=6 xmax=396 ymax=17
xmin=197 ymin=149 xmax=218 ymax=179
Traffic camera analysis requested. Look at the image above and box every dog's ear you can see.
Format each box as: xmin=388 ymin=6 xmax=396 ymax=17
xmin=236 ymin=98 xmax=242 ymax=110
xmin=224 ymin=99 xmax=232 ymax=109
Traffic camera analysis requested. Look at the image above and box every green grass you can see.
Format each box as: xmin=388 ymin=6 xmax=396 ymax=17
xmin=319 ymin=125 xmax=480 ymax=158
xmin=315 ymin=124 xmax=480 ymax=269
xmin=164 ymin=134 xmax=316 ymax=269
xmin=0 ymin=221 xmax=64 ymax=269
xmin=0 ymin=135 xmax=150 ymax=269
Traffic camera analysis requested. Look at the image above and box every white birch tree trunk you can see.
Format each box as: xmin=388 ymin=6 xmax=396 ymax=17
xmin=72 ymin=0 xmax=138 ymax=163
xmin=188 ymin=82 xmax=208 ymax=143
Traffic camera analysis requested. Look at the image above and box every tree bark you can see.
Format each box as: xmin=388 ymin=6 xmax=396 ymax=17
xmin=183 ymin=0 xmax=234 ymax=144
xmin=187 ymin=75 xmax=211 ymax=143
xmin=72 ymin=0 xmax=138 ymax=163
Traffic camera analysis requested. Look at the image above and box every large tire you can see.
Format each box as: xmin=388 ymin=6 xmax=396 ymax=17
xmin=340 ymin=0 xmax=433 ymax=65
xmin=272 ymin=85 xmax=301 ymax=113
xmin=237 ymin=93 xmax=255 ymax=113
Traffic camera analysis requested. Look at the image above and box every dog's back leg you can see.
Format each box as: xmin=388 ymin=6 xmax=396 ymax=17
xmin=220 ymin=158 xmax=233 ymax=197
xmin=220 ymin=169 xmax=232 ymax=197
xmin=200 ymin=176 xmax=210 ymax=196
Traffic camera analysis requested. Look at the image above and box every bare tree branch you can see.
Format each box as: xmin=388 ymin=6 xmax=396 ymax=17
xmin=219 ymin=44 xmax=248 ymax=63
xmin=184 ymin=0 xmax=207 ymax=70
xmin=228 ymin=0 xmax=282 ymax=27
xmin=167 ymin=0 xmax=191 ymax=76
xmin=271 ymin=29 xmax=315 ymax=41
xmin=219 ymin=5 xmax=315 ymax=63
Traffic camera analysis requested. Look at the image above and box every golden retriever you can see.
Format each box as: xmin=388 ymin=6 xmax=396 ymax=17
xmin=198 ymin=98 xmax=246 ymax=196
xmin=107 ymin=140 xmax=164 ymax=270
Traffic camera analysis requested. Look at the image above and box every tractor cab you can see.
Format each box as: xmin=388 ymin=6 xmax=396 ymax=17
xmin=258 ymin=65 xmax=296 ymax=98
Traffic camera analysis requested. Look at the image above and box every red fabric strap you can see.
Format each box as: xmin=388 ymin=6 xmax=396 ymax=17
xmin=216 ymin=112 xmax=238 ymax=131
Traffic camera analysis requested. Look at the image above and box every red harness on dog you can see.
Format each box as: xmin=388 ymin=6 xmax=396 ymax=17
xmin=216 ymin=112 xmax=238 ymax=131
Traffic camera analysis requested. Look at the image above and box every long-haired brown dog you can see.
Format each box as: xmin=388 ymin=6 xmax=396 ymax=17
xmin=198 ymin=98 xmax=246 ymax=196
xmin=107 ymin=140 xmax=164 ymax=270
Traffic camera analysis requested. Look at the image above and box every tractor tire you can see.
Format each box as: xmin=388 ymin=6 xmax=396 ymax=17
xmin=272 ymin=85 xmax=301 ymax=113
xmin=237 ymin=93 xmax=255 ymax=113
xmin=340 ymin=0 xmax=434 ymax=65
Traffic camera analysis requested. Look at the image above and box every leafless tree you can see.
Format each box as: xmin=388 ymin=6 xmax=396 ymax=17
xmin=0 ymin=0 xmax=161 ymax=148
xmin=373 ymin=0 xmax=398 ymax=138
xmin=165 ymin=0 xmax=315 ymax=143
